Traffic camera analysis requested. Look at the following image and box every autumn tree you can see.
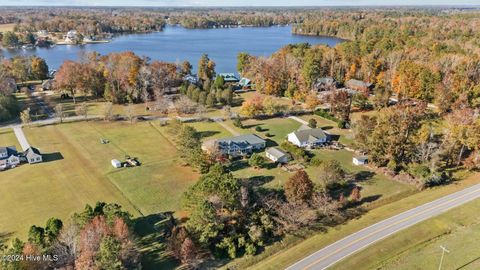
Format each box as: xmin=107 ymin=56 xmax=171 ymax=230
xmin=317 ymin=160 xmax=346 ymax=190
xmin=284 ymin=170 xmax=314 ymax=204
xmin=249 ymin=153 xmax=266 ymax=169
xmin=198 ymin=54 xmax=216 ymax=82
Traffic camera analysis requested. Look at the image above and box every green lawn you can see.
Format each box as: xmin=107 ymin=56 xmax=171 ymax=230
xmin=0 ymin=121 xmax=198 ymax=241
xmin=332 ymin=198 xmax=480 ymax=270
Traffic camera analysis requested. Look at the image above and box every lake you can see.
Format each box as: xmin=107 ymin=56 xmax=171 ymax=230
xmin=0 ymin=25 xmax=343 ymax=73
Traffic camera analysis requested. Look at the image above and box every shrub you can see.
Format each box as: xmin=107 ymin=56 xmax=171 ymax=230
xmin=255 ymin=126 xmax=263 ymax=132
xmin=309 ymin=156 xmax=323 ymax=167
xmin=233 ymin=117 xmax=243 ymax=128
xmin=308 ymin=118 xmax=317 ymax=128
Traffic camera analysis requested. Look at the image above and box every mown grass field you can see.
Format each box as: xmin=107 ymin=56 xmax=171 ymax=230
xmin=332 ymin=197 xmax=480 ymax=270
xmin=0 ymin=121 xmax=199 ymax=241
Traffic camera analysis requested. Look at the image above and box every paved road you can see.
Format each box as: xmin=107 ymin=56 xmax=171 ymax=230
xmin=287 ymin=182 xmax=480 ymax=270
xmin=12 ymin=126 xmax=30 ymax=151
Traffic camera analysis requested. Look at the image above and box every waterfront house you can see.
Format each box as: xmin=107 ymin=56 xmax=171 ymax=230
xmin=287 ymin=127 xmax=330 ymax=148
xmin=312 ymin=77 xmax=337 ymax=92
xmin=218 ymin=73 xmax=240 ymax=83
xmin=265 ymin=147 xmax=290 ymax=163
xmin=238 ymin=77 xmax=253 ymax=89
xmin=64 ymin=30 xmax=78 ymax=44
xmin=345 ymin=79 xmax=373 ymax=94
xmin=202 ymin=134 xmax=266 ymax=157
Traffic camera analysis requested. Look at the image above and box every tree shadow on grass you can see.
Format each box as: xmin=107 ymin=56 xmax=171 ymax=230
xmin=243 ymin=123 xmax=261 ymax=129
xmin=322 ymin=125 xmax=334 ymax=130
xmin=134 ymin=212 xmax=180 ymax=270
xmin=354 ymin=171 xmax=376 ymax=182
xmin=228 ymin=160 xmax=250 ymax=172
xmin=197 ymin=130 xmax=220 ymax=139
xmin=249 ymin=175 xmax=274 ymax=186
xmin=265 ymin=139 xmax=278 ymax=147
xmin=41 ymin=152 xmax=64 ymax=162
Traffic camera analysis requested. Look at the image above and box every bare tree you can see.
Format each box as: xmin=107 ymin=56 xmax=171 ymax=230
xmin=55 ymin=103 xmax=64 ymax=123
xmin=75 ymin=102 xmax=88 ymax=120
xmin=125 ymin=103 xmax=135 ymax=124
xmin=103 ymin=102 xmax=114 ymax=121
xmin=20 ymin=107 xmax=32 ymax=126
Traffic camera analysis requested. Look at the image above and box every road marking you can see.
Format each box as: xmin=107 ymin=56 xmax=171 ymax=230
xmin=298 ymin=187 xmax=480 ymax=270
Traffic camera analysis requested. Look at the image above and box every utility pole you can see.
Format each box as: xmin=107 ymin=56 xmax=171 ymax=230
xmin=438 ymin=245 xmax=450 ymax=270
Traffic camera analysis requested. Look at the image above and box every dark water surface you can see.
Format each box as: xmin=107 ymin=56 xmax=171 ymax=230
xmin=1 ymin=25 xmax=343 ymax=72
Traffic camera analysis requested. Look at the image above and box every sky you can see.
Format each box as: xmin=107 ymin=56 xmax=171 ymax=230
xmin=0 ymin=0 xmax=479 ymax=6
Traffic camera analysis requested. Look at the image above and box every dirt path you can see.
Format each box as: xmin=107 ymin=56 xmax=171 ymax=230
xmin=215 ymin=119 xmax=240 ymax=136
xmin=288 ymin=115 xmax=308 ymax=126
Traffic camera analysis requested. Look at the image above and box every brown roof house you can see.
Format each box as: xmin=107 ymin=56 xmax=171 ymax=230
xmin=345 ymin=79 xmax=373 ymax=94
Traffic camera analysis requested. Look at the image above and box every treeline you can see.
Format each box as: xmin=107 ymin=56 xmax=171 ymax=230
xmin=242 ymin=14 xmax=480 ymax=112
xmin=0 ymin=202 xmax=140 ymax=270
xmin=54 ymin=51 xmax=183 ymax=104
xmin=167 ymin=8 xmax=302 ymax=28
xmin=0 ymin=56 xmax=48 ymax=122
xmin=0 ymin=7 xmax=166 ymax=38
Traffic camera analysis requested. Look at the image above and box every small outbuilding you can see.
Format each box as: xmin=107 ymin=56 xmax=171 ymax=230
xmin=111 ymin=159 xmax=122 ymax=168
xmin=24 ymin=147 xmax=43 ymax=164
xmin=265 ymin=147 xmax=289 ymax=164
xmin=218 ymin=73 xmax=240 ymax=83
xmin=353 ymin=156 xmax=368 ymax=166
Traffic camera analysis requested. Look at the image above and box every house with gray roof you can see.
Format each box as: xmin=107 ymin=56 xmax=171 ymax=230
xmin=266 ymin=147 xmax=289 ymax=163
xmin=312 ymin=77 xmax=337 ymax=92
xmin=0 ymin=146 xmax=20 ymax=170
xmin=202 ymin=134 xmax=266 ymax=157
xmin=287 ymin=127 xmax=330 ymax=148
xmin=24 ymin=147 xmax=43 ymax=164
xmin=218 ymin=73 xmax=240 ymax=83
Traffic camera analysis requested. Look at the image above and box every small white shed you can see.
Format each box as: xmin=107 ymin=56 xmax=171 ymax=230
xmin=353 ymin=156 xmax=368 ymax=166
xmin=111 ymin=159 xmax=122 ymax=168
xmin=266 ymin=147 xmax=290 ymax=164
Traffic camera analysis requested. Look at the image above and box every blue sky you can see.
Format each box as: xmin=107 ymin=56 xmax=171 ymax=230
xmin=1 ymin=0 xmax=479 ymax=6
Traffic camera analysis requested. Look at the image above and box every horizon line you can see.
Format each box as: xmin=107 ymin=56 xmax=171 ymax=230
xmin=1 ymin=4 xmax=480 ymax=8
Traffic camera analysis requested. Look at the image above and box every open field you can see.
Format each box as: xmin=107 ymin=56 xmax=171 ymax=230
xmin=0 ymin=23 xmax=15 ymax=32
xmin=332 ymin=198 xmax=480 ymax=270
xmin=0 ymin=121 xmax=198 ymax=241
xmin=0 ymin=129 xmax=21 ymax=149
xmin=237 ymin=172 xmax=479 ymax=270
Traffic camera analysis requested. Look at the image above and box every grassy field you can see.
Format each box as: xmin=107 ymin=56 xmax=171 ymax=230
xmin=0 ymin=129 xmax=21 ymax=149
xmin=0 ymin=121 xmax=198 ymax=241
xmin=237 ymin=173 xmax=479 ymax=270
xmin=0 ymin=23 xmax=15 ymax=33
xmin=332 ymin=198 xmax=480 ymax=270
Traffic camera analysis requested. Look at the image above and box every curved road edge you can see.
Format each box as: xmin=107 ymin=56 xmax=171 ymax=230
xmin=287 ymin=182 xmax=480 ymax=270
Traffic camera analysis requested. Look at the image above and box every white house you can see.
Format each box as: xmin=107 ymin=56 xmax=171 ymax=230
xmin=265 ymin=147 xmax=289 ymax=163
xmin=353 ymin=156 xmax=368 ymax=166
xmin=287 ymin=127 xmax=330 ymax=148
xmin=24 ymin=147 xmax=43 ymax=164
xmin=0 ymin=146 xmax=21 ymax=170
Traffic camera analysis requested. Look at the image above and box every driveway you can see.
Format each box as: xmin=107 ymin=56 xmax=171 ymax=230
xmin=287 ymin=182 xmax=480 ymax=270
xmin=13 ymin=126 xmax=30 ymax=151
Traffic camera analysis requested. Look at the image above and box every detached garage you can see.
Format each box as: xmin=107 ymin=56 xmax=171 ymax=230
xmin=266 ymin=147 xmax=290 ymax=164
